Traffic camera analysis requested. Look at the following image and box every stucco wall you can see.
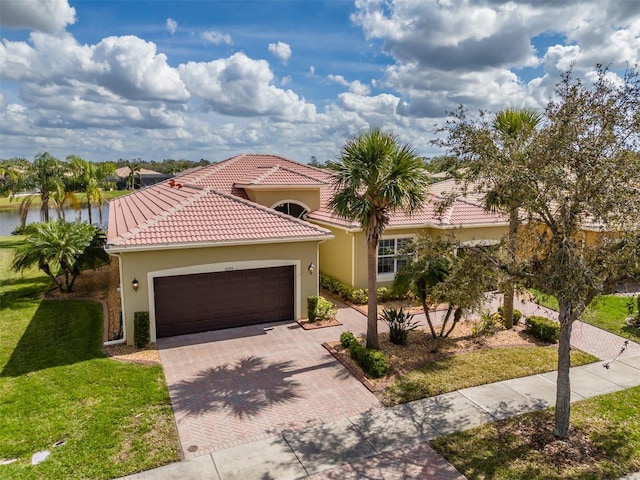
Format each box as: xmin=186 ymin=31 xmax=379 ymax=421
xmin=351 ymin=225 xmax=508 ymax=288
xmin=246 ymin=189 xmax=321 ymax=212
xmin=318 ymin=225 xmax=354 ymax=285
xmin=115 ymin=240 xmax=320 ymax=345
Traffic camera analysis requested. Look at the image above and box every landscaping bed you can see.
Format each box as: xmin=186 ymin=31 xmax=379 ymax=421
xmin=327 ymin=321 xmax=597 ymax=405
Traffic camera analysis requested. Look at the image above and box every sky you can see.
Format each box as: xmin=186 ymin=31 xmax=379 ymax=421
xmin=1 ymin=0 xmax=639 ymax=164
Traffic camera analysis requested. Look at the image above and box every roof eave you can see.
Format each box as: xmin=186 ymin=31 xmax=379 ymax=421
xmin=105 ymin=233 xmax=335 ymax=253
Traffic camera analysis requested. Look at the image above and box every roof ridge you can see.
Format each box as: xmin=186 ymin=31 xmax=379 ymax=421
xmin=176 ymin=155 xmax=241 ymax=184
xmin=210 ymin=188 xmax=332 ymax=235
xmin=251 ymin=164 xmax=281 ymax=184
xmin=114 ymin=185 xmax=210 ymax=245
xmin=272 ymin=164 xmax=329 ymax=184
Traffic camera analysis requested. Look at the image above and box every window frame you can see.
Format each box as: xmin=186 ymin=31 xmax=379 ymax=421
xmin=376 ymin=235 xmax=414 ymax=281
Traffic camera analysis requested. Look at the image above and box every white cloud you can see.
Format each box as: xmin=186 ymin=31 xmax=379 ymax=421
xmin=166 ymin=18 xmax=177 ymax=35
xmin=201 ymin=30 xmax=232 ymax=45
xmin=179 ymin=52 xmax=315 ymax=120
xmin=0 ymin=0 xmax=76 ymax=34
xmin=268 ymin=41 xmax=292 ymax=64
xmin=328 ymin=75 xmax=371 ymax=95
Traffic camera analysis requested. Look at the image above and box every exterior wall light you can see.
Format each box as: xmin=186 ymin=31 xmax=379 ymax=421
xmin=308 ymin=263 xmax=315 ymax=275
xmin=132 ymin=278 xmax=140 ymax=292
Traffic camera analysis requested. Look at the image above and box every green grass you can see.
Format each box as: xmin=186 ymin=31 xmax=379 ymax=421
xmin=381 ymin=347 xmax=597 ymax=406
xmin=582 ymin=295 xmax=640 ymax=342
xmin=528 ymin=288 xmax=559 ymax=310
xmin=528 ymin=289 xmax=640 ymax=342
xmin=0 ymin=190 xmax=129 ymax=210
xmin=432 ymin=385 xmax=640 ymax=479
xmin=0 ymin=236 xmax=180 ymax=479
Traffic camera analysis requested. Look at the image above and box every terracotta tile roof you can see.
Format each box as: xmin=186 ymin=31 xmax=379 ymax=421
xmin=107 ymin=153 xmax=507 ymax=250
xmin=307 ymin=193 xmax=508 ymax=229
xmin=107 ymin=181 xmax=331 ymax=250
xmin=235 ymin=165 xmax=328 ymax=187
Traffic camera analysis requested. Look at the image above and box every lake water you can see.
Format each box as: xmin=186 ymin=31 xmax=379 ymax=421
xmin=0 ymin=203 xmax=109 ymax=236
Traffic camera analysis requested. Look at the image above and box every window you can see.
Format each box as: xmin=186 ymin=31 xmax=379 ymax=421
xmin=377 ymin=238 xmax=411 ymax=275
xmin=274 ymin=202 xmax=307 ymax=219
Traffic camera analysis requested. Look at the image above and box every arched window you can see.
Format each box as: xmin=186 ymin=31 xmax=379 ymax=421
xmin=274 ymin=202 xmax=307 ymax=219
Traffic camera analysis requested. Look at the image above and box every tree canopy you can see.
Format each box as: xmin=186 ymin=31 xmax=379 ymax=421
xmin=439 ymin=65 xmax=640 ymax=439
xmin=12 ymin=220 xmax=110 ymax=293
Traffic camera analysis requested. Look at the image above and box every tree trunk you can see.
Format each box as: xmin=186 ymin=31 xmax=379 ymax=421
xmin=554 ymin=302 xmax=574 ymax=439
xmin=87 ymin=198 xmax=93 ymax=224
xmin=422 ymin=301 xmax=438 ymax=338
xmin=366 ymin=237 xmax=380 ymax=349
xmin=42 ymin=195 xmax=49 ymax=222
xmin=502 ymin=205 xmax=519 ymax=329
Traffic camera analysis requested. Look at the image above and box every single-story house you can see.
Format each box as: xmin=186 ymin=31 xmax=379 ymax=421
xmin=106 ymin=154 xmax=509 ymax=344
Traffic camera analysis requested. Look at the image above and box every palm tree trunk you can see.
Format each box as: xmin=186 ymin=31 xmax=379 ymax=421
xmin=87 ymin=198 xmax=93 ymax=224
xmin=554 ymin=301 xmax=573 ymax=438
xmin=366 ymin=237 xmax=380 ymax=349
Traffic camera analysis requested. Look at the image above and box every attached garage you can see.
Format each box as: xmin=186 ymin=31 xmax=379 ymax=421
xmin=154 ymin=265 xmax=295 ymax=338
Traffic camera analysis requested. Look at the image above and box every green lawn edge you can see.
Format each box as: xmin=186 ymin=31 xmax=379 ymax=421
xmin=432 ymin=385 xmax=640 ymax=479
xmin=0 ymin=236 xmax=180 ymax=479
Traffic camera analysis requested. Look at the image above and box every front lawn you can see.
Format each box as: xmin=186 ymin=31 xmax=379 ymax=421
xmin=432 ymin=385 xmax=640 ymax=479
xmin=528 ymin=289 xmax=640 ymax=342
xmin=0 ymin=236 xmax=180 ymax=479
xmin=381 ymin=347 xmax=596 ymax=406
xmin=582 ymin=295 xmax=640 ymax=341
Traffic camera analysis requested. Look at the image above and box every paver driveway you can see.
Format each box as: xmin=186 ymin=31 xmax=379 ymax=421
xmin=158 ymin=308 xmax=380 ymax=459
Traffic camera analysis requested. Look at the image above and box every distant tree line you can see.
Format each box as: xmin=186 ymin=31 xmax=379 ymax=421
xmin=114 ymin=158 xmax=211 ymax=174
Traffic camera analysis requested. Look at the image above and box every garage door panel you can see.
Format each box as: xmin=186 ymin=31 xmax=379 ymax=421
xmin=154 ymin=265 xmax=294 ymax=338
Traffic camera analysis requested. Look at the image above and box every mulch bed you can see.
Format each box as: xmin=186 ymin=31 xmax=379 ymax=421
xmin=297 ymin=318 xmax=342 ymax=330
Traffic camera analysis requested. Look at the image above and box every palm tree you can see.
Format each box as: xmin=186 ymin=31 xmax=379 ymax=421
xmin=127 ymin=162 xmax=141 ymax=190
xmin=12 ymin=219 xmax=110 ymax=293
xmin=485 ymin=108 xmax=541 ymax=328
xmin=18 ymin=153 xmax=66 ymax=228
xmin=329 ymin=128 xmax=430 ymax=349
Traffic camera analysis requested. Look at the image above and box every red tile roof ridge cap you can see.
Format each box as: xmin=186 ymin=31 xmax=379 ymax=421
xmin=210 ymin=187 xmax=332 ymax=236
xmin=237 ymin=164 xmax=329 ymax=186
xmin=174 ymin=156 xmax=241 ymax=184
xmin=236 ymin=153 xmax=333 ymax=177
xmin=113 ymin=186 xmax=211 ymax=245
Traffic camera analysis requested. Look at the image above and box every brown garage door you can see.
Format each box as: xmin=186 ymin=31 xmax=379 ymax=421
xmin=154 ymin=265 xmax=295 ymax=338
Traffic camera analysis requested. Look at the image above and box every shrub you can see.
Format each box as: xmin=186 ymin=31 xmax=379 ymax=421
xmin=134 ymin=311 xmax=150 ymax=348
xmin=307 ymin=296 xmax=319 ymax=322
xmin=350 ymin=288 xmax=368 ymax=304
xmin=319 ymin=272 xmax=353 ymax=300
xmin=472 ymin=311 xmax=505 ymax=338
xmin=525 ymin=316 xmax=560 ymax=343
xmin=380 ymin=307 xmax=419 ymax=345
xmin=348 ymin=340 xmax=388 ymax=378
xmin=362 ymin=350 xmax=388 ymax=378
xmin=513 ymin=309 xmax=523 ymax=324
xmin=340 ymin=331 xmax=356 ymax=348
xmin=307 ymin=295 xmax=337 ymax=322
xmin=493 ymin=307 xmax=523 ymax=328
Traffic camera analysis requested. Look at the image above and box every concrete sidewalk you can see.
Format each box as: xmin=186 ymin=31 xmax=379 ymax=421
xmin=119 ymin=354 xmax=640 ymax=480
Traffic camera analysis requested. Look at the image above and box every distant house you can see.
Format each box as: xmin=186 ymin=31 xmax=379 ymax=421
xmin=111 ymin=167 xmax=173 ymax=190
xmin=106 ymin=154 xmax=509 ymax=345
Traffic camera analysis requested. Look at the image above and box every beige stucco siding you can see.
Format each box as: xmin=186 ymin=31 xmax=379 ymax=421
xmin=245 ymin=189 xmax=321 ymax=212
xmin=351 ymin=225 xmax=508 ymax=288
xmin=317 ymin=225 xmax=354 ymax=285
xmin=116 ymin=241 xmax=320 ymax=345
